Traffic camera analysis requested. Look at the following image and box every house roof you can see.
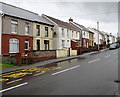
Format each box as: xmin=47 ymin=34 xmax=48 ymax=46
xmin=0 ymin=2 xmax=54 ymax=26
xmin=42 ymin=14 xmax=80 ymax=32
xmin=87 ymin=28 xmax=94 ymax=34
xmin=72 ymin=22 xmax=89 ymax=31
xmin=90 ymin=28 xmax=105 ymax=36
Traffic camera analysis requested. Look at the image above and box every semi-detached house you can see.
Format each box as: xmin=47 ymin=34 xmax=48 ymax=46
xmin=0 ymin=2 xmax=54 ymax=64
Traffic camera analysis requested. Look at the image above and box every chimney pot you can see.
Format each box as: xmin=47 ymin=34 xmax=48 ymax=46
xmin=69 ymin=17 xmax=73 ymax=22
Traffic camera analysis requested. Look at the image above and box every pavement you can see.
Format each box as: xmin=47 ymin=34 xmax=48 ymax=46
xmin=1 ymin=48 xmax=109 ymax=74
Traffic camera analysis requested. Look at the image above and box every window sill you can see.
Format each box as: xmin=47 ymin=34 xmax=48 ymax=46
xmin=25 ymin=33 xmax=29 ymax=35
xmin=11 ymin=32 xmax=17 ymax=34
xmin=9 ymin=52 xmax=19 ymax=54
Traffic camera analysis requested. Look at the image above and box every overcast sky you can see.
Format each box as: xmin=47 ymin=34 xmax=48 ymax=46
xmin=0 ymin=0 xmax=119 ymax=36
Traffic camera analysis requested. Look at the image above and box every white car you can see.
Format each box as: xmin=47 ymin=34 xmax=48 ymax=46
xmin=109 ymin=44 xmax=117 ymax=50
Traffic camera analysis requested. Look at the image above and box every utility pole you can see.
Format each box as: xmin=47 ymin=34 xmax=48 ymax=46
xmin=97 ymin=22 xmax=99 ymax=51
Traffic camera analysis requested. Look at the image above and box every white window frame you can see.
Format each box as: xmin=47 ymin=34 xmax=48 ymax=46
xmin=76 ymin=32 xmax=78 ymax=38
xmin=62 ymin=28 xmax=64 ymax=38
xmin=11 ymin=20 xmax=18 ymax=34
xmin=62 ymin=40 xmax=65 ymax=48
xmin=9 ymin=38 xmax=19 ymax=53
xmin=25 ymin=23 xmax=30 ymax=35
xmin=67 ymin=30 xmax=69 ymax=38
xmin=45 ymin=27 xmax=49 ymax=37
xmin=25 ymin=40 xmax=29 ymax=50
xmin=36 ymin=25 xmax=40 ymax=36
xmin=72 ymin=31 xmax=74 ymax=38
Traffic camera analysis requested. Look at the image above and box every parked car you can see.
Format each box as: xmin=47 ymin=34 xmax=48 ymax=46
xmin=115 ymin=43 xmax=120 ymax=48
xmin=109 ymin=43 xmax=117 ymax=50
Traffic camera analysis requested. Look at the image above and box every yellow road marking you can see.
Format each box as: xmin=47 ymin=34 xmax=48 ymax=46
xmin=3 ymin=72 xmax=32 ymax=78
xmin=0 ymin=78 xmax=9 ymax=82
xmin=6 ymin=79 xmax=22 ymax=84
xmin=33 ymin=71 xmax=46 ymax=76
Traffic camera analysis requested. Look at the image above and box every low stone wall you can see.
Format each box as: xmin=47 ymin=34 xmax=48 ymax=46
xmin=31 ymin=50 xmax=56 ymax=63
xmin=56 ymin=49 xmax=67 ymax=58
xmin=2 ymin=55 xmax=16 ymax=64
xmin=70 ymin=48 xmax=77 ymax=56
xmin=33 ymin=50 xmax=56 ymax=57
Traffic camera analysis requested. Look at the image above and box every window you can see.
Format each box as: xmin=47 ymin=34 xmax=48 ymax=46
xmin=76 ymin=32 xmax=78 ymax=38
xmin=36 ymin=25 xmax=40 ymax=36
xmin=67 ymin=30 xmax=69 ymax=38
xmin=62 ymin=40 xmax=65 ymax=47
xmin=72 ymin=31 xmax=74 ymax=37
xmin=36 ymin=40 xmax=40 ymax=51
xmin=45 ymin=27 xmax=48 ymax=37
xmin=84 ymin=39 xmax=86 ymax=46
xmin=62 ymin=28 xmax=64 ymax=37
xmin=44 ymin=40 xmax=49 ymax=50
xmin=25 ymin=39 xmax=29 ymax=50
xmin=9 ymin=38 xmax=19 ymax=53
xmin=11 ymin=20 xmax=18 ymax=33
xmin=25 ymin=23 xmax=29 ymax=35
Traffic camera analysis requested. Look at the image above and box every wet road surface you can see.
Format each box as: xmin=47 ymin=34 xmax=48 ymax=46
xmin=1 ymin=49 xmax=119 ymax=95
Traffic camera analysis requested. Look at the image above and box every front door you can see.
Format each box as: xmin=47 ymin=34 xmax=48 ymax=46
xmin=37 ymin=40 xmax=40 ymax=51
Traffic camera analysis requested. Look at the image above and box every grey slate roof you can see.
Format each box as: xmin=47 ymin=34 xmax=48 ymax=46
xmin=73 ymin=22 xmax=89 ymax=31
xmin=0 ymin=2 xmax=54 ymax=26
xmin=42 ymin=14 xmax=81 ymax=32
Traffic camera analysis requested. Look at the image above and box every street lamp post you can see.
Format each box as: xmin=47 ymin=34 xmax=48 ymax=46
xmin=97 ymin=22 xmax=99 ymax=51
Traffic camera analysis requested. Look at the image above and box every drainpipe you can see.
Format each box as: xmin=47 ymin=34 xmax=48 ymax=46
xmin=97 ymin=22 xmax=100 ymax=51
xmin=0 ymin=12 xmax=4 ymax=55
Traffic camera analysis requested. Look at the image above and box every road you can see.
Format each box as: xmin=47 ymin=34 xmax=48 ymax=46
xmin=1 ymin=48 xmax=119 ymax=95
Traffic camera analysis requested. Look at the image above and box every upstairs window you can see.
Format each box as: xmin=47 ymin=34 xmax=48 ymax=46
xmin=36 ymin=25 xmax=40 ymax=36
xmin=9 ymin=38 xmax=19 ymax=53
xmin=11 ymin=20 xmax=18 ymax=34
xmin=45 ymin=27 xmax=48 ymax=37
xmin=62 ymin=28 xmax=64 ymax=38
xmin=76 ymin=32 xmax=78 ymax=38
xmin=62 ymin=40 xmax=65 ymax=47
xmin=67 ymin=30 xmax=69 ymax=38
xmin=72 ymin=31 xmax=74 ymax=37
xmin=25 ymin=23 xmax=30 ymax=35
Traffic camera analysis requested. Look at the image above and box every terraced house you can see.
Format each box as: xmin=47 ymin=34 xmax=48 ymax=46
xmin=0 ymin=2 xmax=54 ymax=64
xmin=42 ymin=14 xmax=81 ymax=51
xmin=33 ymin=16 xmax=54 ymax=51
xmin=69 ymin=21 xmax=89 ymax=48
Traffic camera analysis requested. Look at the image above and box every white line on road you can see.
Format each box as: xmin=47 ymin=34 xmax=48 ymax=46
xmin=88 ymin=59 xmax=100 ymax=63
xmin=0 ymin=82 xmax=28 ymax=93
xmin=104 ymin=55 xmax=111 ymax=58
xmin=52 ymin=65 xmax=80 ymax=76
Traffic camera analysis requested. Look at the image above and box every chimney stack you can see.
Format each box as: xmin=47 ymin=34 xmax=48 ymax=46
xmin=69 ymin=17 xmax=73 ymax=22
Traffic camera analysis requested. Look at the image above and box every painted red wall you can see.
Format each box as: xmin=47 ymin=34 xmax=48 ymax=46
xmin=2 ymin=34 xmax=33 ymax=55
xmin=71 ymin=40 xmax=77 ymax=49
xmin=82 ymin=38 xmax=89 ymax=48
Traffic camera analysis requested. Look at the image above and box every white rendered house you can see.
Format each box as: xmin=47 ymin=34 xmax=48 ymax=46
xmin=42 ymin=14 xmax=81 ymax=50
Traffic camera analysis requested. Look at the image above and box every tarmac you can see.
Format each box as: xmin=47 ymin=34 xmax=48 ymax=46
xmin=1 ymin=48 xmax=109 ymax=74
